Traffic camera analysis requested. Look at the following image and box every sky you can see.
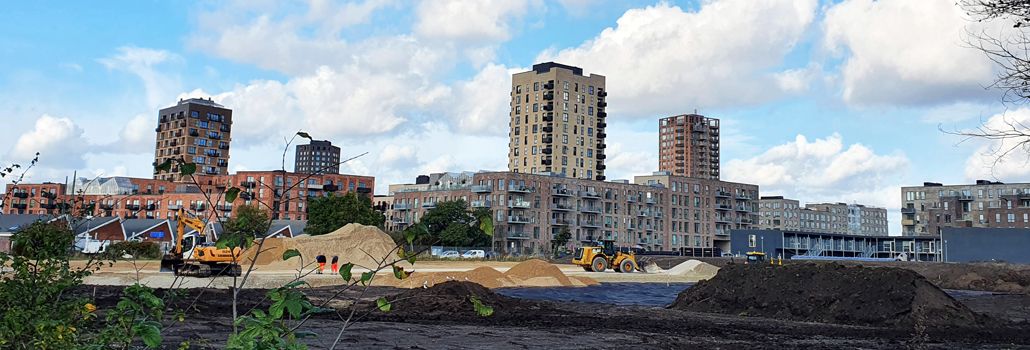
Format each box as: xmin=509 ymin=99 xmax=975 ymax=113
xmin=2 ymin=0 xmax=1030 ymax=235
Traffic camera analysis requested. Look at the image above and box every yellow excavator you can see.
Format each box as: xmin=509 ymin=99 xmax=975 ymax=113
xmin=160 ymin=208 xmax=243 ymax=277
xmin=572 ymin=240 xmax=639 ymax=273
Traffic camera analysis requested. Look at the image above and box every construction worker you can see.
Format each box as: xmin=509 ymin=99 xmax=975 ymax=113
xmin=316 ymin=253 xmax=327 ymax=274
xmin=331 ymin=255 xmax=339 ymax=273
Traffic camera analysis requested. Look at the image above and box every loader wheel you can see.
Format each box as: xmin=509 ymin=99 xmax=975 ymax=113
xmin=591 ymin=257 xmax=607 ymax=272
xmin=620 ymin=260 xmax=635 ymax=273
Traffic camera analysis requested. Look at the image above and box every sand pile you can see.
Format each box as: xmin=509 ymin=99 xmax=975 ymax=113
xmin=642 ymin=261 xmax=664 ymax=273
xmin=240 ymin=223 xmax=395 ymax=270
xmin=669 ymin=263 xmax=985 ymax=328
xmin=664 ymin=260 xmax=719 ymax=278
xmin=381 ymin=281 xmax=530 ymax=319
xmin=389 ymin=259 xmax=597 ymax=289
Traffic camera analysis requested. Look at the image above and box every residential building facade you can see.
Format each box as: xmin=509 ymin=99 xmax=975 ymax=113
xmin=901 ymin=180 xmax=1030 ymax=236
xmin=295 ymin=140 xmax=341 ymax=174
xmin=4 ymin=171 xmax=374 ymax=221
xmin=758 ymin=197 xmax=888 ymax=235
xmin=508 ymin=62 xmax=608 ymax=181
xmin=154 ymin=98 xmax=233 ymax=181
xmin=658 ymin=114 xmax=720 ymax=179
xmin=389 ymin=171 xmax=758 ymax=255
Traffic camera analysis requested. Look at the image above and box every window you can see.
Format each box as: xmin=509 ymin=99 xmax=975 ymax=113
xmin=515 ymin=106 xmax=521 ymax=114
xmin=1008 ymin=213 xmax=1016 ymax=223
xmin=516 ymin=85 xmax=522 ymax=94
xmin=588 ymin=85 xmax=594 ymax=94
xmin=588 ymin=106 xmax=594 ymax=116
xmin=563 ymin=113 xmax=569 ymax=122
xmin=563 ymin=81 xmax=569 ymax=90
xmin=562 ymin=135 xmax=568 ymax=144
xmin=563 ymin=92 xmax=569 ymax=101
xmin=532 ymin=103 xmax=538 ymax=112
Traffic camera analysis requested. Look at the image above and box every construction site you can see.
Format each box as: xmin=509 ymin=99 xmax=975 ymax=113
xmin=71 ymin=223 xmax=1030 ymax=349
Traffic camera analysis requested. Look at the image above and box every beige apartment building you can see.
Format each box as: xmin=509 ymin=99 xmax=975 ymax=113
xmin=658 ymin=114 xmax=720 ymax=179
xmin=901 ymin=180 xmax=1030 ymax=236
xmin=389 ymin=171 xmax=758 ymax=255
xmin=154 ymin=98 xmax=232 ymax=181
xmin=759 ymin=196 xmax=888 ymax=235
xmin=508 ymin=62 xmax=608 ymax=181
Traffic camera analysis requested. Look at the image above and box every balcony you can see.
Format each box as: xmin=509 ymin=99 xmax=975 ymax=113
xmin=209 ymin=134 xmax=222 ymax=140
xmin=581 ymin=220 xmax=601 ymax=228
xmin=957 ymin=195 xmax=973 ymax=201
xmin=392 ymin=217 xmax=410 ymax=225
xmin=543 ymin=113 xmax=554 ymax=122
xmin=125 ymin=204 xmax=141 ymax=211
xmin=507 ymin=231 xmax=530 ymax=239
xmin=597 ymin=122 xmax=606 ymax=128
xmin=644 ymin=197 xmax=656 ymax=205
xmin=735 ymin=206 xmax=751 ymax=213
xmin=167 ymin=204 xmax=181 ymax=210
xmin=190 ymin=203 xmax=206 ymax=211
xmin=543 ymin=92 xmax=554 ymax=100
xmin=597 ymin=132 xmax=607 ymax=138
xmin=627 ymin=196 xmax=637 ymax=203
xmin=596 ymin=153 xmax=606 ymax=160
xmin=550 ymin=218 xmax=572 ymax=226
xmin=901 ymin=207 xmax=916 ymax=214
xmin=99 ymin=203 xmax=116 ymax=210
xmin=144 ymin=204 xmax=157 ymax=211
xmin=220 ymin=125 xmax=231 ymax=132
xmin=471 ymin=200 xmax=492 ymax=208
xmin=598 ymin=90 xmax=607 ymax=97
xmin=542 ymin=137 xmax=553 ymax=144
xmin=736 ymin=193 xmax=753 ymax=200
xmin=542 ymin=158 xmax=552 ymax=165
xmin=543 ymin=104 xmax=554 ymax=111
xmin=393 ymin=203 xmax=412 ymax=211
xmin=739 ymin=218 xmax=754 ymax=225
xmin=596 ymin=143 xmax=606 ymax=149
xmin=508 ymin=200 xmax=531 ymax=209
xmin=508 ymin=216 xmax=530 ymax=224
xmin=241 ymin=181 xmax=256 ymax=188
xmin=543 ymin=82 xmax=554 ymax=90
xmin=902 ymin=219 xmax=916 ymax=226
xmin=597 ymin=101 xmax=607 ymax=108
xmin=596 ymin=175 xmax=606 ymax=181
xmin=581 ymin=205 xmax=602 ymax=213
xmin=598 ymin=111 xmax=607 ymax=118
xmin=716 ymin=216 xmax=733 ymax=224
xmin=41 ymin=203 xmax=57 ymax=209
xmin=219 ymin=144 xmax=230 ymax=150
xmin=550 ymin=203 xmax=573 ymax=211
xmin=507 ymin=185 xmax=532 ymax=193
xmin=715 ymin=190 xmax=731 ymax=198
xmin=542 ymin=147 xmax=553 ymax=155
xmin=12 ymin=203 xmax=27 ymax=209
xmin=552 ymin=188 xmax=573 ymax=197
xmin=189 ymin=130 xmax=200 ymax=137
xmin=715 ymin=229 xmax=729 ymax=236
xmin=471 ymin=185 xmax=492 ymax=193
xmin=422 ymin=201 xmax=437 ymax=209
xmin=636 ymin=211 xmax=646 ymax=217
xmin=582 ymin=190 xmax=600 ymax=198
xmin=596 ymin=164 xmax=606 ymax=170
xmin=12 ymin=192 xmax=28 ymax=199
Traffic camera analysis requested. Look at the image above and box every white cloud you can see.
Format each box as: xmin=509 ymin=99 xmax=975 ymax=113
xmin=556 ymin=0 xmax=594 ymax=17
xmin=963 ymin=108 xmax=1030 ymax=180
xmin=414 ymin=0 xmax=538 ymax=43
xmin=9 ymin=115 xmax=89 ymax=169
xmin=97 ymin=47 xmax=182 ymax=110
xmin=537 ymin=0 xmax=818 ymax=118
xmin=822 ymin=0 xmax=1000 ymax=106
xmin=919 ymin=102 xmax=996 ymax=124
xmin=447 ymin=63 xmax=526 ymax=134
xmin=724 ymin=133 xmax=909 ymax=209
xmin=102 ymin=114 xmax=154 ymax=153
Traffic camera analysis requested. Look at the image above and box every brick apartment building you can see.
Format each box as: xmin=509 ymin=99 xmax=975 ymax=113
xmin=388 ymin=171 xmax=757 ymax=255
xmin=154 ymin=98 xmax=233 ymax=181
xmin=295 ymin=140 xmax=341 ymax=174
xmin=757 ymin=196 xmax=888 ymax=235
xmin=509 ymin=62 xmax=608 ymax=181
xmin=658 ymin=114 xmax=720 ymax=180
xmin=4 ymin=171 xmax=374 ymax=222
xmin=901 ymin=180 xmax=1030 ymax=236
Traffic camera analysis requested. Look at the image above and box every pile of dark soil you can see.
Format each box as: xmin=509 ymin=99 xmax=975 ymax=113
xmin=382 ymin=281 xmax=531 ymax=320
xmin=669 ymin=263 xmax=985 ymax=328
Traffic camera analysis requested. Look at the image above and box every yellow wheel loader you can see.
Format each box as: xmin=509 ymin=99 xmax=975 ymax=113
xmin=572 ymin=240 xmax=639 ymax=273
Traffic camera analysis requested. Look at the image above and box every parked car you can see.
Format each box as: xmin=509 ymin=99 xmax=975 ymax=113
xmin=462 ymin=250 xmax=486 ymax=259
xmin=440 ymin=250 xmax=460 ymax=259
xmin=720 ymin=252 xmax=734 ymax=257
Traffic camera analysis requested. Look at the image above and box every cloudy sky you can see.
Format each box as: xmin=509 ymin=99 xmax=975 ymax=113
xmin=2 ymin=0 xmax=1029 ymax=234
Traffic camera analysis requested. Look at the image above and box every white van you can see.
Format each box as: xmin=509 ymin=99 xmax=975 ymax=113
xmin=462 ymin=250 xmax=486 ymax=259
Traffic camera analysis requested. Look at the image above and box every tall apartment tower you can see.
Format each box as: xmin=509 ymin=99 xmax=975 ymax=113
xmin=508 ymin=62 xmax=608 ymax=181
xmin=154 ymin=98 xmax=233 ymax=181
xmin=658 ymin=114 xmax=720 ymax=180
xmin=295 ymin=140 xmax=341 ymax=174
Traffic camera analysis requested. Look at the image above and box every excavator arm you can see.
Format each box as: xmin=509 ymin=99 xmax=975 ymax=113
xmin=173 ymin=208 xmax=207 ymax=256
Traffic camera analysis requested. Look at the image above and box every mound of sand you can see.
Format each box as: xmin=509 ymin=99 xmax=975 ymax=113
xmin=383 ymin=281 xmax=529 ymax=319
xmin=664 ymin=260 xmax=719 ymax=278
xmin=240 ymin=223 xmax=395 ymax=270
xmin=642 ymin=261 xmax=665 ymax=273
xmin=669 ymin=263 xmax=984 ymax=328
xmin=388 ymin=259 xmax=597 ymax=289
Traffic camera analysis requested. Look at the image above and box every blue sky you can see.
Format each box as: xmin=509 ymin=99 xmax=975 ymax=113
xmin=2 ymin=0 xmax=1029 ymax=234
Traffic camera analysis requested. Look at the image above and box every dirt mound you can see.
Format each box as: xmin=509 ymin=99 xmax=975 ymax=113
xmin=387 ymin=260 xmax=596 ymax=289
xmin=385 ymin=281 xmax=527 ymax=319
xmin=664 ymin=260 xmax=719 ymax=278
xmin=240 ymin=223 xmax=395 ymax=270
xmin=669 ymin=263 xmax=984 ymax=328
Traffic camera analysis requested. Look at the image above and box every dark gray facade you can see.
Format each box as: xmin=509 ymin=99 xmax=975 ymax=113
xmin=729 ymin=229 xmax=943 ymax=262
xmin=294 ymin=140 xmax=341 ymax=174
xmin=941 ymin=227 xmax=1030 ymax=263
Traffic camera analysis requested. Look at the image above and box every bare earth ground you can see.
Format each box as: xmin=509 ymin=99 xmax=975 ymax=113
xmin=76 ymin=284 xmax=1030 ymax=349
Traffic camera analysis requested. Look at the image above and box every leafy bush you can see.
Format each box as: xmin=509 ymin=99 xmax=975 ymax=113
xmin=108 ymin=241 xmax=162 ymax=259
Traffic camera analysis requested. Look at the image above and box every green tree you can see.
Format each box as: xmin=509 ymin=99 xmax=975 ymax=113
xmin=221 ymin=204 xmax=271 ymax=247
xmin=551 ymin=226 xmax=572 ymax=256
xmin=305 ymin=192 xmax=385 ymax=235
xmin=419 ymin=200 xmax=492 ymax=246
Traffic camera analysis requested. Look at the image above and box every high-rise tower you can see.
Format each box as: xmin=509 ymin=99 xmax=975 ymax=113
xmin=508 ymin=62 xmax=608 ymax=180
xmin=154 ymin=98 xmax=233 ymax=181
xmin=658 ymin=114 xmax=720 ymax=180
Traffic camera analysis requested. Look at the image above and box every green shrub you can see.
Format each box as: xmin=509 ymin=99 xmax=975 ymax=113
xmin=108 ymin=241 xmax=162 ymax=259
